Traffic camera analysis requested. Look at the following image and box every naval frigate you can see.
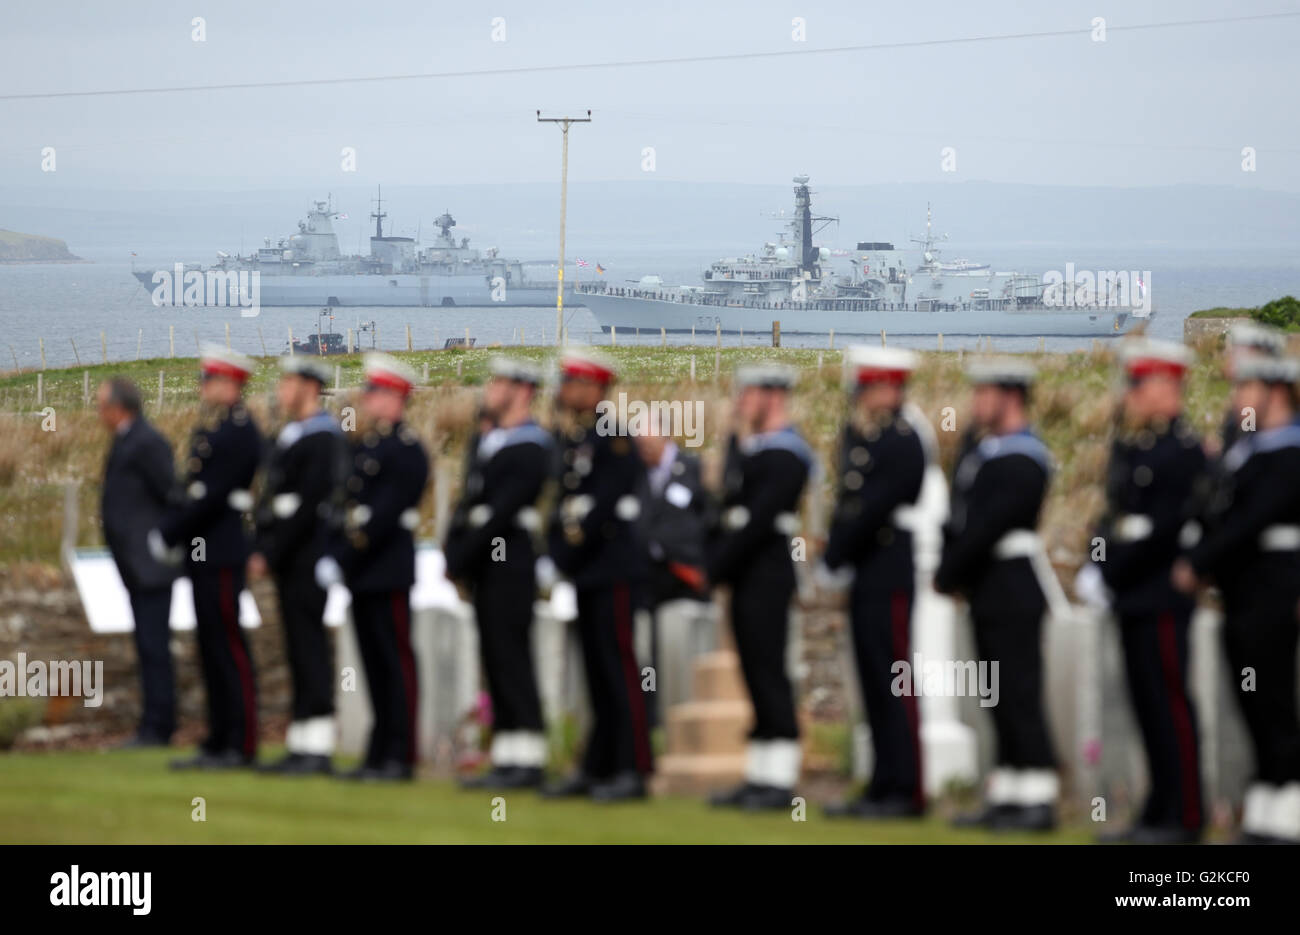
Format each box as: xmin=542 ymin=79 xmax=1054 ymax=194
xmin=576 ymin=177 xmax=1151 ymax=338
xmin=133 ymin=189 xmax=571 ymax=308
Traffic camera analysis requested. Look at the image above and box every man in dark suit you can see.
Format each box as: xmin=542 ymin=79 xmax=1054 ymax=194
xmin=97 ymin=377 xmax=178 ymax=748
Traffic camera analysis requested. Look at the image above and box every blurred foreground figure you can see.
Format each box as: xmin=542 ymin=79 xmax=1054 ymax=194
xmin=542 ymin=350 xmax=652 ymax=802
xmin=709 ymin=364 xmax=813 ymax=811
xmin=98 ymin=377 xmax=178 ymax=748
xmin=317 ymin=353 xmax=429 ymax=782
xmin=821 ymin=348 xmax=927 ymax=820
xmin=936 ymin=358 xmax=1058 ymax=831
xmin=1176 ymin=351 xmax=1300 ymax=844
xmin=445 ymin=357 xmax=551 ymax=789
xmin=249 ymin=357 xmax=346 ymax=776
xmin=1082 ymin=339 xmax=1206 ymax=844
xmin=633 ymin=406 xmax=711 ymax=725
xmin=153 ymin=346 xmax=263 ymax=770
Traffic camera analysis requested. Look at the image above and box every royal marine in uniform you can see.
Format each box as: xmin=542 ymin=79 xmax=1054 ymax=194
xmin=317 ymin=353 xmax=429 ymax=782
xmin=1081 ymin=340 xmax=1207 ymax=843
xmin=153 ymin=346 xmax=263 ymax=770
xmin=936 ymin=358 xmax=1058 ymax=831
xmin=445 ymin=357 xmax=552 ymax=789
xmin=542 ymin=350 xmax=653 ymax=802
xmin=709 ymin=364 xmax=814 ymax=811
xmin=1177 ymin=353 xmax=1300 ymax=844
xmin=249 ymin=356 xmax=347 ymax=775
xmin=821 ymin=348 xmax=929 ymax=819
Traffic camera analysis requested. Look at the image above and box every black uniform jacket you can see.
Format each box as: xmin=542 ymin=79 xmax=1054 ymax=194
xmin=102 ymin=417 xmax=179 ymax=592
xmin=823 ymin=408 xmax=926 ymax=586
xmin=934 ymin=428 xmax=1050 ymax=603
xmin=1092 ymin=417 xmax=1206 ymax=616
xmin=1189 ymin=419 xmax=1300 ymax=607
xmin=253 ymin=411 xmax=347 ymax=576
xmin=547 ymin=417 xmax=648 ymax=590
xmin=708 ymin=426 xmax=813 ymax=589
xmin=444 ymin=420 xmax=552 ymax=583
xmin=330 ymin=419 xmax=430 ymax=593
xmin=159 ymin=401 xmax=262 ymax=569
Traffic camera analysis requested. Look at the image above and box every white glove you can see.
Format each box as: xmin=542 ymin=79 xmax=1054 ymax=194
xmin=549 ymin=580 xmax=579 ymax=624
xmin=147 ymin=529 xmax=182 ymax=567
xmin=315 ymin=555 xmax=343 ymax=589
xmin=1073 ymin=563 xmax=1113 ymax=611
xmin=535 ymin=555 xmax=558 ymax=591
xmin=813 ymin=561 xmax=854 ymax=593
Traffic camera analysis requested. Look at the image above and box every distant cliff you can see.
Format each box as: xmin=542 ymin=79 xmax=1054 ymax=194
xmin=0 ymin=229 xmax=82 ymax=263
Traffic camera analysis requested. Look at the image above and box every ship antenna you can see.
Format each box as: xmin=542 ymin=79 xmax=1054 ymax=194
xmin=371 ymin=185 xmax=387 ymax=239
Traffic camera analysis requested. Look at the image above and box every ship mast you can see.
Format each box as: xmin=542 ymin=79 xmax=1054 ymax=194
xmin=370 ymin=186 xmax=387 ymax=239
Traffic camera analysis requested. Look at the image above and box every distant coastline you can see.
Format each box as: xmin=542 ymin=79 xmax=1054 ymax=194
xmin=0 ymin=229 xmax=85 ymax=264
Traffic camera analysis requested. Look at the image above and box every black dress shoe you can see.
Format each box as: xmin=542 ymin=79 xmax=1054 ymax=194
xmin=170 ymin=749 xmax=252 ymax=771
xmin=539 ymin=773 xmax=594 ymax=798
xmin=710 ymin=782 xmax=757 ymax=808
xmin=590 ymin=772 xmax=647 ymax=803
xmin=340 ymin=760 xmax=413 ymax=782
xmin=259 ymin=753 xmax=333 ymax=776
xmin=462 ymin=766 xmax=544 ymax=790
xmin=739 ymin=784 xmax=795 ymax=811
xmin=825 ymin=797 xmax=924 ymax=820
xmin=990 ymin=803 xmax=1056 ymax=832
xmin=951 ymin=803 xmax=1015 ymax=828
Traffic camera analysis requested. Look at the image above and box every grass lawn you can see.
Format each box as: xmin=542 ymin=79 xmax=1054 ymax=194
xmin=0 ymin=748 xmax=1092 ymax=844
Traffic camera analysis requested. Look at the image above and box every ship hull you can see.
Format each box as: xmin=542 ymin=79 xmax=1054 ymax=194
xmin=133 ymin=270 xmax=578 ymax=308
xmin=581 ymin=292 xmax=1146 ymax=337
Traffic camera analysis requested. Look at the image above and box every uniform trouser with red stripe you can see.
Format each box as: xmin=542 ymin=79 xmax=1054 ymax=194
xmin=1222 ymin=597 xmax=1300 ymax=786
xmin=850 ymin=582 xmax=923 ymax=807
xmin=191 ymin=566 xmax=258 ymax=757
xmin=1119 ymin=608 xmax=1203 ymax=832
xmin=351 ymin=590 xmax=419 ymax=767
xmin=576 ymin=582 xmax=653 ymax=778
xmin=473 ymin=560 xmax=543 ymax=733
xmin=732 ymin=571 xmax=799 ymax=741
xmin=274 ymin=567 xmax=334 ymax=722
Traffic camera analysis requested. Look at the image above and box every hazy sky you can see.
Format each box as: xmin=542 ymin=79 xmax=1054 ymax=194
xmin=2 ymin=0 xmax=1298 ymax=191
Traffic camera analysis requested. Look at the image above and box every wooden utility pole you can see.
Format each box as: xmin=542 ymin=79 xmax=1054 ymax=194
xmin=537 ymin=110 xmax=591 ymax=347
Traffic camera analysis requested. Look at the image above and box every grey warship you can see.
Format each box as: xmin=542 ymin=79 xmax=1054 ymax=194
xmin=134 ymin=190 xmax=568 ymax=308
xmin=577 ymin=177 xmax=1151 ymax=337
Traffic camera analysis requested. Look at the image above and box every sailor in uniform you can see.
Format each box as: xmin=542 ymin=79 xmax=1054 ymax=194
xmin=541 ymin=349 xmax=653 ymax=802
xmin=820 ymin=347 xmax=928 ymax=819
xmin=1080 ymin=339 xmax=1207 ymax=843
xmin=1216 ymin=321 xmax=1287 ymax=454
xmin=316 ymin=353 xmax=429 ymax=782
xmin=935 ymin=358 xmax=1059 ymax=831
xmin=152 ymin=345 xmax=264 ymax=770
xmin=445 ymin=357 xmax=552 ymax=789
xmin=248 ymin=355 xmax=347 ymax=775
xmin=709 ymin=364 xmax=814 ymax=811
xmin=1176 ymin=353 xmax=1300 ymax=844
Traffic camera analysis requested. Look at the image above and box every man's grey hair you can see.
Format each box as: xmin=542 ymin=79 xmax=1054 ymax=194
xmin=103 ymin=377 xmax=143 ymax=416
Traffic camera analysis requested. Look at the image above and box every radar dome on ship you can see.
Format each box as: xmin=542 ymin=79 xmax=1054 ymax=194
xmin=775 ymin=247 xmax=789 ymax=260
xmin=819 ymin=247 xmax=830 ymax=261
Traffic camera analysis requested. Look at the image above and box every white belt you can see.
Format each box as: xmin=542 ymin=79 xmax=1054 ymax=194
xmin=1260 ymin=525 xmax=1300 ymax=551
xmin=993 ymin=529 xmax=1041 ymax=559
xmin=1113 ymin=513 xmax=1153 ymax=543
xmin=992 ymin=529 xmax=1072 ymax=622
